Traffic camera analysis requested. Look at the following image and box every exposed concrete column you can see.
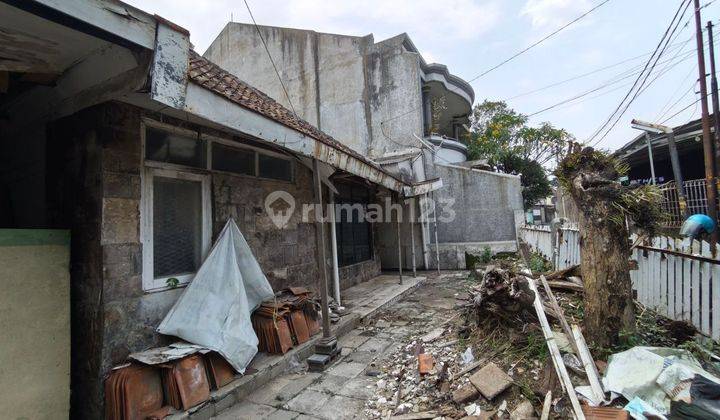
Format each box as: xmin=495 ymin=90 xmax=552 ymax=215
xmin=329 ymin=192 xmax=341 ymax=305
xmin=422 ymin=85 xmax=432 ymax=136
xmin=409 ymin=197 xmax=417 ymax=278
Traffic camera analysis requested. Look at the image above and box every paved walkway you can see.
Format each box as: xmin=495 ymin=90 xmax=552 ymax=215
xmin=213 ymin=271 xmax=465 ymax=420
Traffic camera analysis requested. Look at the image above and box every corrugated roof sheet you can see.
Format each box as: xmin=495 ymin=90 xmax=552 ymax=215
xmin=187 ymin=51 xmax=402 ymax=185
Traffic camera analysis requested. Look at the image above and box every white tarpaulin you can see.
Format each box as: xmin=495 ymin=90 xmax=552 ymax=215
xmin=157 ymin=219 xmax=274 ymax=373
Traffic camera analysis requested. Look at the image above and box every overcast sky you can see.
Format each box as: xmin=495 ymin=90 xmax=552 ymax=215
xmin=125 ymin=0 xmax=720 ymax=151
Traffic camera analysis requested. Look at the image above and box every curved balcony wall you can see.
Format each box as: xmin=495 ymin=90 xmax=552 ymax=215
xmin=426 ymin=135 xmax=468 ymax=164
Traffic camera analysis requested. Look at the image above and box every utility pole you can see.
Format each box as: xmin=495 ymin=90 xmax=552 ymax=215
xmin=707 ymin=21 xmax=720 ymax=162
xmin=694 ymin=0 xmax=718 ymax=247
xmin=644 ymin=133 xmax=657 ymax=185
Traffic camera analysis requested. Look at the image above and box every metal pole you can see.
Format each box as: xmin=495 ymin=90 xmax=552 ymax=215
xmin=396 ymin=194 xmax=403 ymax=285
xmin=645 ymin=132 xmax=657 ymax=185
xmin=694 ymin=0 xmax=719 ymax=247
xmin=432 ymin=191 xmax=440 ymax=273
xmin=312 ymin=159 xmax=332 ymax=339
xmin=666 ymin=129 xmax=690 ymax=218
xmin=419 ymin=194 xmax=430 ymax=269
xmin=329 ymin=192 xmax=341 ymax=306
xmin=708 ymin=21 xmax=720 ymax=158
xmin=409 ymin=197 xmax=417 ymax=278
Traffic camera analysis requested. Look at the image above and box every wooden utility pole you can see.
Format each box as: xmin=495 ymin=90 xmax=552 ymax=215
xmin=707 ymin=21 xmax=720 ymax=162
xmin=695 ymin=0 xmax=719 ymax=246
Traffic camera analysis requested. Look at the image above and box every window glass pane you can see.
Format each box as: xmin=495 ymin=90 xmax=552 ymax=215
xmin=153 ymin=176 xmax=202 ymax=278
xmin=212 ymin=143 xmax=256 ymax=176
xmin=145 ymin=126 xmax=206 ymax=168
xmin=258 ymin=154 xmax=292 ymax=181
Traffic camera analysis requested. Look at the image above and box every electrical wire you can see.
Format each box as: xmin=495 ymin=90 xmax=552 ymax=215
xmin=587 ymin=0 xmax=692 ymax=146
xmin=467 ymin=0 xmax=611 ymax=83
xmin=243 ymin=0 xmax=297 ymax=117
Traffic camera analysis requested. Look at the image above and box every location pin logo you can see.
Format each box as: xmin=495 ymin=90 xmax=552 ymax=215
xmin=265 ymin=190 xmax=296 ymax=228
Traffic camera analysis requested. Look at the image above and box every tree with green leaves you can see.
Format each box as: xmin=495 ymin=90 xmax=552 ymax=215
xmin=466 ymin=100 xmax=573 ymax=209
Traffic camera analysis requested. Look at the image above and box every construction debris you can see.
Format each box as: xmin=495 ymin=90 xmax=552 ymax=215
xmin=468 ymin=362 xmax=513 ymax=400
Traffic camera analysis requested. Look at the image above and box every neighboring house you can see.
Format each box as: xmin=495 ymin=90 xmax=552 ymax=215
xmin=0 ymin=1 xmax=416 ymax=417
xmin=205 ymin=24 xmax=524 ymax=269
xmin=615 ymin=115 xmax=715 ymax=184
xmin=526 ymin=196 xmax=556 ymax=225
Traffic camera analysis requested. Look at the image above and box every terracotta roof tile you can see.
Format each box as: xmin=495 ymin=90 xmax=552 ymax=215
xmin=187 ymin=51 xmax=379 ymax=172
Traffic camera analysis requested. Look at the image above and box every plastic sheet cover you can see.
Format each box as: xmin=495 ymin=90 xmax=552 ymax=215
xmin=158 ymin=219 xmax=274 ymax=373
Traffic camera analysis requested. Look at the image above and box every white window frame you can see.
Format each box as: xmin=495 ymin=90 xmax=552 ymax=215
xmin=140 ymin=119 xmax=212 ymax=292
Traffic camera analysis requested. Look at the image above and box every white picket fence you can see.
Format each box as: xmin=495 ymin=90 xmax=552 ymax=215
xmin=519 ymin=225 xmax=720 ymax=341
xmin=519 ymin=225 xmax=581 ymax=270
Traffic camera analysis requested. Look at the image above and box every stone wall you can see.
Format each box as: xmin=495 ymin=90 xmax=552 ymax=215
xmin=46 ymin=101 xmax=380 ymax=417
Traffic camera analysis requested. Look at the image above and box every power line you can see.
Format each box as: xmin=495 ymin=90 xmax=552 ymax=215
xmin=661 ymin=95 xmax=702 ymax=123
xmin=243 ymin=0 xmax=298 ymax=117
xmin=504 ymin=35 xmax=694 ymax=101
xmin=467 ymin=0 xmax=611 ymax=83
xmin=527 ymin=46 xmax=697 ymax=117
xmin=587 ymin=0 xmax=692 ymax=146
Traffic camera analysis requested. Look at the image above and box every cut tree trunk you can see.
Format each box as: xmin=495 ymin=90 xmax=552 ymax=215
xmin=577 ymin=213 xmax=635 ymax=347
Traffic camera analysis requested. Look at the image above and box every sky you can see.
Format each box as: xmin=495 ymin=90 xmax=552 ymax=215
xmin=124 ymin=0 xmax=720 ymax=152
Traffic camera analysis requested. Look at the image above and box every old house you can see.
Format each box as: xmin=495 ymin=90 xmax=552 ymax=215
xmin=0 ymin=1 xmax=422 ymax=417
xmin=205 ymin=24 xmax=524 ymax=269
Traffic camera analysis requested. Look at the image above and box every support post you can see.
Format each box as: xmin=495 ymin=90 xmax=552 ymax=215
xmin=419 ymin=194 xmax=430 ymax=269
xmin=695 ymin=0 xmax=719 ymax=248
xmin=329 ymin=192 xmax=341 ymax=306
xmin=666 ymin=129 xmax=690 ymax=218
xmin=645 ymin=132 xmax=657 ymax=185
xmin=308 ymin=158 xmax=338 ymax=370
xmin=396 ymin=193 xmax=403 ymax=285
xmin=707 ymin=21 xmax=720 ymax=163
xmin=432 ymin=191 xmax=440 ymax=273
xmin=410 ymin=197 xmax=417 ymax=278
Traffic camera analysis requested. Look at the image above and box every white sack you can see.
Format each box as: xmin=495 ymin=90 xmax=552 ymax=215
xmin=157 ymin=219 xmax=274 ymax=373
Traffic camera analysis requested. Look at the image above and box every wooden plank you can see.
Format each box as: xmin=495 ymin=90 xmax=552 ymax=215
xmin=702 ymin=242 xmax=711 ymax=336
xmin=667 ymin=238 xmax=676 ymax=319
xmin=692 ymin=240 xmax=702 ymax=328
xmin=659 ymin=237 xmax=668 ymax=315
xmin=638 ymin=246 xmax=646 ymax=305
xmin=683 ymin=246 xmax=692 ymax=321
xmin=541 ymin=391 xmax=552 ymax=420
xmin=675 ymin=238 xmax=684 ymax=321
xmin=713 ymin=263 xmax=720 ymax=340
xmin=526 ymin=276 xmax=586 ymax=420
xmin=540 ymin=276 xmax=580 ymax=356
xmin=572 ymin=324 xmax=604 ymax=403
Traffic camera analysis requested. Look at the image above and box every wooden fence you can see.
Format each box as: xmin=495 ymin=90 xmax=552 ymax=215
xmin=519 ymin=226 xmax=720 ymax=341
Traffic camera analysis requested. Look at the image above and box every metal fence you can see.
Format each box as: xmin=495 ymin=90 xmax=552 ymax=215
xmin=519 ymin=226 xmax=720 ymax=340
xmin=659 ymin=179 xmax=715 ymax=227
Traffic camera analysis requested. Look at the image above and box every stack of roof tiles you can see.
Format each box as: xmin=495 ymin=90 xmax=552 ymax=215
xmin=160 ymin=355 xmax=210 ymax=411
xmin=251 ymin=287 xmax=320 ymax=354
xmin=104 ymin=364 xmax=167 ymax=420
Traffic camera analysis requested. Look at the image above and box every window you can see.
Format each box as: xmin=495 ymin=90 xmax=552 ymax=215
xmin=141 ymin=167 xmax=211 ymax=291
xmin=212 ymin=143 xmax=256 ymax=176
xmin=335 ymin=183 xmax=373 ymax=266
xmin=259 ymin=154 xmax=293 ymax=181
xmin=145 ymin=126 xmax=207 ymax=168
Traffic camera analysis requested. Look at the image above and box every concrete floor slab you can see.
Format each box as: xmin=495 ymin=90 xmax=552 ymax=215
xmin=315 ymin=395 xmax=366 ymax=420
xmin=284 ymin=389 xmax=331 ymax=414
xmin=335 ymin=376 xmax=378 ymax=400
xmin=355 ymin=337 xmax=392 ymax=355
xmin=265 ymin=409 xmax=301 ymax=420
xmin=325 ymin=361 xmax=368 ymax=378
xmin=214 ymin=400 xmax=276 ymax=420
xmin=307 ymin=374 xmax=347 ymax=394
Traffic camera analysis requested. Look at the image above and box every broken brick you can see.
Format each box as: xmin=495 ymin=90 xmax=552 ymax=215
xmin=469 ymin=362 xmax=513 ymax=400
xmin=452 ymin=383 xmax=480 ymax=404
xmin=418 ymin=354 xmax=434 ymax=375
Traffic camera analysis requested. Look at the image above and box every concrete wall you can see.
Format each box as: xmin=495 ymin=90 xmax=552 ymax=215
xmin=44 ymin=101 xmax=380 ymax=418
xmin=0 ymin=229 xmax=70 ymax=419
xmin=204 ymin=24 xmax=424 ymax=160
xmin=425 ymin=161 xmax=524 ymax=269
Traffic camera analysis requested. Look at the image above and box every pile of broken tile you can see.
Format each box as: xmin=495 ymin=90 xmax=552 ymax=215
xmin=362 ymin=324 xmax=533 ymax=420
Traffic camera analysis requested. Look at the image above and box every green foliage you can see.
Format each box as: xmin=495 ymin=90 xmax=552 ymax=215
xmin=555 ymin=147 xmax=666 ymax=236
xmin=481 ymin=245 xmax=493 ymax=264
xmin=528 ymin=252 xmax=552 ymax=274
xmin=466 ymin=100 xmax=568 ymax=210
xmin=166 ymin=277 xmax=179 ymax=288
